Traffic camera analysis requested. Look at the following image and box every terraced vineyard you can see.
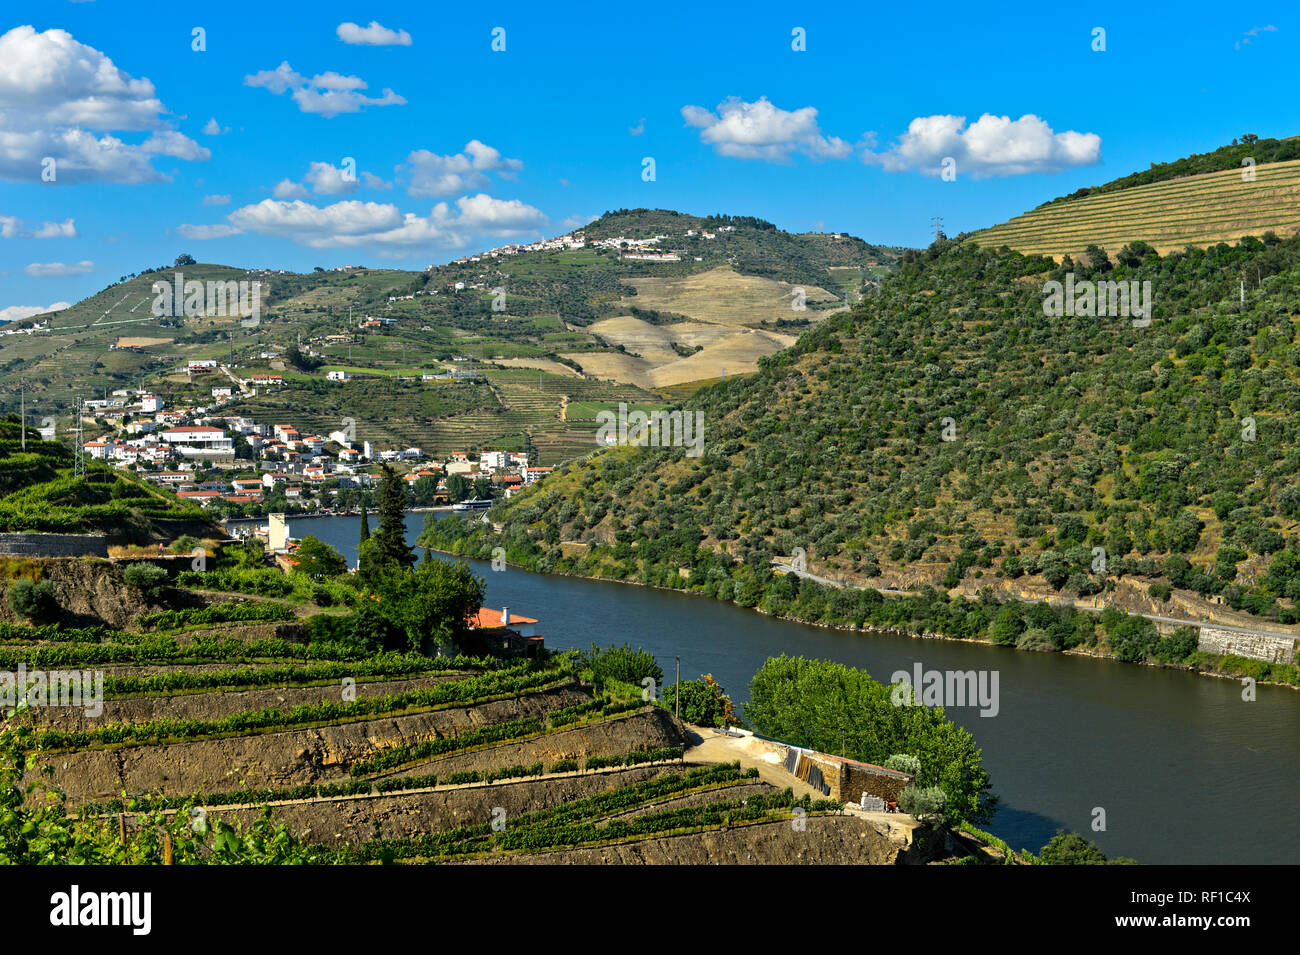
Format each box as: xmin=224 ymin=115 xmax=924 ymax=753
xmin=972 ymin=159 xmax=1300 ymax=259
xmin=0 ymin=591 xmax=988 ymax=865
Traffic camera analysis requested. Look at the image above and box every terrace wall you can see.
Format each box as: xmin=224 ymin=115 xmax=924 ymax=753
xmin=0 ymin=532 xmax=108 ymax=558
xmin=1197 ymin=627 xmax=1296 ymax=665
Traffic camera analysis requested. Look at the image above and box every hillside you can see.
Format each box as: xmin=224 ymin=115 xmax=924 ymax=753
xmin=0 ymin=212 xmax=904 ymax=457
xmin=971 ymin=158 xmax=1300 ymax=259
xmin=0 ymin=554 xmax=1004 ymax=866
xmin=0 ymin=420 xmax=217 ymax=543
xmin=1037 ymin=134 xmax=1300 ymax=206
xmin=420 ymin=223 xmax=1300 ymax=672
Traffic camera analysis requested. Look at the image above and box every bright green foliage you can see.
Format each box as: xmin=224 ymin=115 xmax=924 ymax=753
xmin=746 ymin=655 xmax=994 ymax=823
xmin=291 ymin=535 xmax=347 ymax=579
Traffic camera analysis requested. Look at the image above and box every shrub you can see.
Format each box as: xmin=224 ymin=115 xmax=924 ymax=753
xmin=1148 ymin=582 xmax=1172 ymax=602
xmin=1015 ymin=627 xmax=1054 ymax=652
xmin=122 ymin=562 xmax=168 ymax=596
xmin=1038 ymin=830 xmax=1135 ymax=864
xmin=661 ymin=677 xmax=734 ymax=727
xmin=578 ymin=643 xmax=663 ymax=687
xmin=882 ymin=753 xmax=921 ymax=776
xmin=9 ymin=578 xmax=57 ymax=620
xmin=898 ymin=784 xmax=948 ymax=822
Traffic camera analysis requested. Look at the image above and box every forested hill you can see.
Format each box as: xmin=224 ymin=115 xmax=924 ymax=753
xmin=429 ymin=229 xmax=1300 ymax=632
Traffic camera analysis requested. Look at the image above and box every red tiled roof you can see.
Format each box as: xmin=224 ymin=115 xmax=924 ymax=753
xmin=469 ymin=607 xmax=538 ymax=628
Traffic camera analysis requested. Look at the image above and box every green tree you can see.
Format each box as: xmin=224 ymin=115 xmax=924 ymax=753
xmin=1038 ymin=831 xmax=1134 ymax=864
xmin=370 ymin=558 xmax=485 ymax=653
xmin=121 ymin=562 xmax=168 ymax=597
xmin=359 ymin=465 xmax=414 ymax=584
xmin=746 ymin=655 xmax=993 ymax=823
xmin=291 ymin=535 xmax=347 ymax=579
xmin=446 ymin=473 xmax=470 ymax=502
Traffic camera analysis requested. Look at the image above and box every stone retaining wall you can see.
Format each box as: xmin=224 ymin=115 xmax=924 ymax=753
xmin=0 ymin=533 xmax=109 ymax=558
xmin=1197 ymin=627 xmax=1296 ymax=664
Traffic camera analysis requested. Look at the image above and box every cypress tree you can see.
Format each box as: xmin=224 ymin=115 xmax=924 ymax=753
xmin=372 ymin=464 xmax=415 ymax=573
xmin=359 ymin=498 xmax=370 ymax=543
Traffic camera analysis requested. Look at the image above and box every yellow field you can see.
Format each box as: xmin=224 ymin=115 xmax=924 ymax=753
xmin=115 ymin=337 xmax=173 ymax=347
xmin=565 ymin=317 xmax=796 ymax=388
xmin=623 ymin=266 xmax=842 ymax=325
xmin=972 ymin=159 xmax=1300 ymax=259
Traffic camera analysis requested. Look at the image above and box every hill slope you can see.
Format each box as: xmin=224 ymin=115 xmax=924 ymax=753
xmin=423 ymin=225 xmax=1300 ymax=650
xmin=0 ymin=211 xmax=904 ymax=433
xmin=972 ymin=158 xmax=1300 ymax=259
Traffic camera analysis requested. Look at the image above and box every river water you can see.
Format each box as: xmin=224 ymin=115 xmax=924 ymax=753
xmin=228 ymin=512 xmax=1300 ymax=864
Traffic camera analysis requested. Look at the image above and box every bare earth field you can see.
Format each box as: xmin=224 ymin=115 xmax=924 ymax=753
xmin=115 ymin=336 xmax=173 ymax=347
xmin=623 ymin=266 xmax=842 ymax=325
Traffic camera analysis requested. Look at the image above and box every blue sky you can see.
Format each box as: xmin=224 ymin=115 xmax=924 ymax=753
xmin=1 ymin=1 xmax=1296 ymax=319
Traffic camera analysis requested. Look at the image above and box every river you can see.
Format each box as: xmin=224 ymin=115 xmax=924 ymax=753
xmin=227 ymin=512 xmax=1300 ymax=864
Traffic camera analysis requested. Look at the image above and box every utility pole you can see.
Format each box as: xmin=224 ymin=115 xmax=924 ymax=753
xmin=19 ymin=379 xmax=24 ymax=451
xmin=930 ymin=215 xmax=944 ymax=241
xmin=675 ymin=656 xmax=680 ymax=720
xmin=73 ymin=398 xmax=85 ymax=480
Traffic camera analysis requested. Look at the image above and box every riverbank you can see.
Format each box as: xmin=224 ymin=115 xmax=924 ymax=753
xmin=420 ymin=536 xmax=1300 ymax=690
xmin=245 ymin=510 xmax=1300 ymax=863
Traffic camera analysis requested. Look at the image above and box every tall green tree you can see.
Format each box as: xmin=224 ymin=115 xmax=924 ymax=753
xmin=359 ymin=465 xmax=414 ymax=584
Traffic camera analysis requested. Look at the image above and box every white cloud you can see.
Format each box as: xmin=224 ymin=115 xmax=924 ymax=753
xmin=405 ymin=140 xmax=523 ymax=197
xmin=0 ymin=301 xmax=71 ymax=323
xmin=337 ymin=21 xmax=412 ymax=46
xmin=2 ymin=215 xmax=76 ymax=238
xmin=273 ymin=162 xmax=390 ymax=199
xmin=25 ymin=260 xmax=94 ymax=276
xmin=0 ymin=26 xmax=209 ymax=183
xmin=33 ymin=218 xmax=77 ymax=238
xmin=201 ymin=194 xmax=230 ymax=206
xmin=244 ymin=61 xmax=406 ymax=117
xmin=202 ymin=117 xmax=229 ymax=135
xmin=681 ymin=97 xmax=851 ymax=162
xmin=177 ymin=223 xmax=242 ymax=239
xmin=215 ymin=193 xmax=546 ymax=252
xmin=862 ymin=113 xmax=1101 ymax=178
xmin=304 ymin=161 xmax=360 ymax=195
xmin=452 ymin=193 xmax=547 ymax=235
xmin=272 ymin=178 xmax=309 ymax=199
xmin=1236 ymin=24 xmax=1277 ymax=50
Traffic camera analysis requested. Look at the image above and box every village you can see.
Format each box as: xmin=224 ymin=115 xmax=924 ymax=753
xmin=69 ymin=371 xmax=553 ymax=517
xmin=440 ymin=224 xmax=738 ymax=267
